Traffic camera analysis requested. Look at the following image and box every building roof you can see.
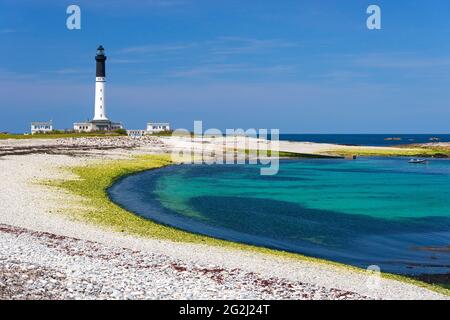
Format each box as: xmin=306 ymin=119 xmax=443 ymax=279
xmin=31 ymin=121 xmax=52 ymax=126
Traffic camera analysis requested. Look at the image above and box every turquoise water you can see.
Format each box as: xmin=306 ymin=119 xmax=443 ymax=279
xmin=109 ymin=158 xmax=450 ymax=275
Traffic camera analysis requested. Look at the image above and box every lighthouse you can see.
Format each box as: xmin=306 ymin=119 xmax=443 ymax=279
xmin=73 ymin=45 xmax=123 ymax=132
xmin=93 ymin=45 xmax=108 ymax=121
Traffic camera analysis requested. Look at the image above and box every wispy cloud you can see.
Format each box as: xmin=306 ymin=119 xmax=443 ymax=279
xmin=117 ymin=43 xmax=196 ymax=54
xmin=42 ymin=68 xmax=90 ymax=75
xmin=353 ymin=53 xmax=450 ymax=69
xmin=79 ymin=0 xmax=187 ymax=9
xmin=0 ymin=28 xmax=16 ymax=34
xmin=316 ymin=70 xmax=370 ymax=82
xmin=117 ymin=37 xmax=298 ymax=56
xmin=139 ymin=0 xmax=187 ymax=7
xmin=169 ymin=63 xmax=296 ymax=78
xmin=0 ymin=69 xmax=37 ymax=80
xmin=0 ymin=68 xmax=91 ymax=82
xmin=209 ymin=36 xmax=299 ymax=55
xmin=108 ymin=58 xmax=142 ymax=64
xmin=114 ymin=37 xmax=299 ymax=80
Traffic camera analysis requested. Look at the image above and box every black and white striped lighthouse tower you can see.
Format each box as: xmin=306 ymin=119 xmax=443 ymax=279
xmin=93 ymin=45 xmax=108 ymax=121
xmin=73 ymin=45 xmax=123 ymax=132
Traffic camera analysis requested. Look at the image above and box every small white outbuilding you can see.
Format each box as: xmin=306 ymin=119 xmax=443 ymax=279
xmin=31 ymin=121 xmax=53 ymax=134
xmin=146 ymin=122 xmax=170 ymax=134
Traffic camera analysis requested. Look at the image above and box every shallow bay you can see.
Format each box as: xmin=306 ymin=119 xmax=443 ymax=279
xmin=108 ymin=158 xmax=450 ymax=275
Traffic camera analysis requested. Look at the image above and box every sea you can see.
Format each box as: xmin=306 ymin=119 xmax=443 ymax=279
xmin=279 ymin=134 xmax=450 ymax=146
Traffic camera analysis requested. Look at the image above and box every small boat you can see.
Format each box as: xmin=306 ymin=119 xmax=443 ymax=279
xmin=408 ymin=159 xmax=428 ymax=164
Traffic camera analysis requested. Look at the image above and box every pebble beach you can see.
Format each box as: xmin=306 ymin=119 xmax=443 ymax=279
xmin=0 ymin=137 xmax=448 ymax=300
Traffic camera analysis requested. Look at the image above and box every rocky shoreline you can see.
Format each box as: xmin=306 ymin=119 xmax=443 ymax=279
xmin=0 ymin=224 xmax=369 ymax=300
xmin=0 ymin=137 xmax=448 ymax=300
xmin=0 ymin=136 xmax=167 ymax=157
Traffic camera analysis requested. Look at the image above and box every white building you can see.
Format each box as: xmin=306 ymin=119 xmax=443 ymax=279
xmin=74 ymin=120 xmax=122 ymax=133
xmin=146 ymin=122 xmax=170 ymax=134
xmin=126 ymin=129 xmax=147 ymax=137
xmin=31 ymin=121 xmax=53 ymax=134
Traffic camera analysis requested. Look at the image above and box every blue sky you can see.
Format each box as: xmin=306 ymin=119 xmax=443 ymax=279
xmin=1 ymin=0 xmax=450 ymax=133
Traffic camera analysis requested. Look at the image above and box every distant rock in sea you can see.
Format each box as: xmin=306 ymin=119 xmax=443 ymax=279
xmin=384 ymin=137 xmax=402 ymax=141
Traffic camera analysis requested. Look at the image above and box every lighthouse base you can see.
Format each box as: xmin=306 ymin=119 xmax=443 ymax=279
xmin=73 ymin=119 xmax=123 ymax=133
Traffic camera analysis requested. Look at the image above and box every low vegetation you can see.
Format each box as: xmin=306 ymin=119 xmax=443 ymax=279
xmin=236 ymin=146 xmax=450 ymax=159
xmin=232 ymin=148 xmax=340 ymax=159
xmin=0 ymin=130 xmax=127 ymax=140
xmin=147 ymin=130 xmax=175 ymax=137
xmin=328 ymin=147 xmax=450 ymax=158
xmin=46 ymin=154 xmax=450 ymax=296
xmin=51 ymin=155 xmax=225 ymax=243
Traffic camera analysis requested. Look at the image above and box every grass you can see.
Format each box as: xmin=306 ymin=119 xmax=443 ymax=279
xmin=235 ymin=145 xmax=449 ymax=159
xmin=146 ymin=130 xmax=175 ymax=137
xmin=230 ymin=148 xmax=341 ymax=159
xmin=51 ymin=155 xmax=232 ymax=244
xmin=49 ymin=154 xmax=450 ymax=296
xmin=0 ymin=132 xmax=126 ymax=140
xmin=328 ymin=147 xmax=450 ymax=158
